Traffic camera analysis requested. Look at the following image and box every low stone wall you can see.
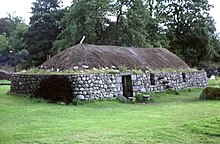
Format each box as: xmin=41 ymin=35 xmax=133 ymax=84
xmin=10 ymin=71 xmax=207 ymax=101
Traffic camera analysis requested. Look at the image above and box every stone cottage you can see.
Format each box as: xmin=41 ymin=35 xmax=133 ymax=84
xmin=10 ymin=44 xmax=207 ymax=103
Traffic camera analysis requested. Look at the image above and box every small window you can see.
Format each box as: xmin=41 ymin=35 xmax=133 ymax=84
xmin=182 ymin=73 xmax=186 ymax=82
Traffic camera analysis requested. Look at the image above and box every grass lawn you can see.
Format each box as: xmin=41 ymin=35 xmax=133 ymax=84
xmin=0 ymin=80 xmax=11 ymax=85
xmin=0 ymin=80 xmax=220 ymax=143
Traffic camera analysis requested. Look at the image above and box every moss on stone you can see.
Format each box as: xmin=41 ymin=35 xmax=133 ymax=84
xmin=200 ymin=87 xmax=220 ymax=100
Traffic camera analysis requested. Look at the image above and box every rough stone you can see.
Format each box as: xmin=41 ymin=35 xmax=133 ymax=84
xmin=10 ymin=71 xmax=207 ymax=102
xmin=83 ymin=91 xmax=87 ymax=95
xmin=76 ymin=95 xmax=85 ymax=100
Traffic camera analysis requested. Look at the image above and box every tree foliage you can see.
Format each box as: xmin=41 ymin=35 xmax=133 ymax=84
xmin=53 ymin=0 xmax=112 ymax=52
xmin=0 ymin=14 xmax=29 ymax=70
xmin=104 ymin=0 xmax=152 ymax=47
xmin=210 ymin=34 xmax=220 ymax=62
xmin=24 ymin=0 xmax=65 ymax=66
xmin=0 ymin=34 xmax=8 ymax=52
xmin=53 ymin=0 xmax=166 ymax=52
xmin=156 ymin=0 xmax=216 ymax=66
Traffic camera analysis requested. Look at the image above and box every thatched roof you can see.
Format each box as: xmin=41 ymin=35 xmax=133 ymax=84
xmin=40 ymin=44 xmax=189 ymax=70
xmin=0 ymin=70 xmax=11 ymax=80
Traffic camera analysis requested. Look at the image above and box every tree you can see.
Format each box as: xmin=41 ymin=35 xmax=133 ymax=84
xmin=53 ymin=0 xmax=112 ymax=52
xmin=123 ymin=0 xmax=158 ymax=47
xmin=54 ymin=0 xmax=165 ymax=51
xmin=0 ymin=34 xmax=9 ymax=52
xmin=9 ymin=21 xmax=29 ymax=71
xmin=24 ymin=0 xmax=65 ymax=67
xmin=103 ymin=0 xmax=167 ymax=47
xmin=210 ymin=33 xmax=220 ymax=62
xmin=156 ymin=0 xmax=216 ymax=66
xmin=0 ymin=18 xmax=14 ymax=36
xmin=0 ymin=14 xmax=29 ymax=71
xmin=10 ymin=23 xmax=29 ymax=51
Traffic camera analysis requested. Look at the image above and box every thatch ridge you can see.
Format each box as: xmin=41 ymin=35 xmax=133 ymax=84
xmin=40 ymin=44 xmax=189 ymax=70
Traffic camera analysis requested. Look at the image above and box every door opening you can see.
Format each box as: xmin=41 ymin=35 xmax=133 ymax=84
xmin=122 ymin=75 xmax=133 ymax=98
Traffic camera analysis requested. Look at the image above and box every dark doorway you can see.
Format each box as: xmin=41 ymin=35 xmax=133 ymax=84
xmin=122 ymin=75 xmax=133 ymax=98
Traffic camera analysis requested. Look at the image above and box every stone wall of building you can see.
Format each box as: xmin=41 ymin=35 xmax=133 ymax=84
xmin=71 ymin=74 xmax=122 ymax=100
xmin=10 ymin=74 xmax=123 ymax=101
xmin=131 ymin=71 xmax=207 ymax=96
xmin=10 ymin=71 xmax=207 ymax=101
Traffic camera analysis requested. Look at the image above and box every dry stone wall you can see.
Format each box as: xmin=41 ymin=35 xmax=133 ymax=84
xmin=131 ymin=71 xmax=207 ymax=96
xmin=10 ymin=71 xmax=207 ymax=101
xmin=71 ymin=74 xmax=122 ymax=100
xmin=10 ymin=74 xmax=123 ymax=101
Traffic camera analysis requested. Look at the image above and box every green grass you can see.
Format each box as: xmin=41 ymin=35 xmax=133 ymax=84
xmin=26 ymin=67 xmax=197 ymax=75
xmin=0 ymin=80 xmax=11 ymax=85
xmin=0 ymin=82 xmax=220 ymax=143
xmin=208 ymin=78 xmax=220 ymax=87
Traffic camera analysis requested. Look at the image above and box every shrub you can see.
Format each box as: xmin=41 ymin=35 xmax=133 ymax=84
xmin=135 ymin=93 xmax=144 ymax=103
